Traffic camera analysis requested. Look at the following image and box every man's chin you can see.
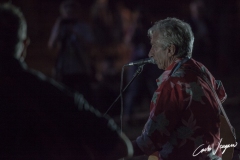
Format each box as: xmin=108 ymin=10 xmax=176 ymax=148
xmin=158 ymin=66 xmax=167 ymax=71
xmin=157 ymin=64 xmax=163 ymax=70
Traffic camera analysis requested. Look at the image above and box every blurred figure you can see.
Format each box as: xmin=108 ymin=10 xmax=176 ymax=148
xmin=91 ymin=0 xmax=114 ymax=46
xmin=48 ymin=0 xmax=94 ymax=102
xmin=123 ymin=8 xmax=162 ymax=125
xmin=90 ymin=0 xmax=117 ymax=84
xmin=187 ymin=0 xmax=217 ymax=74
xmin=0 ymin=3 xmax=133 ymax=159
xmin=89 ymin=1 xmax=133 ymax=115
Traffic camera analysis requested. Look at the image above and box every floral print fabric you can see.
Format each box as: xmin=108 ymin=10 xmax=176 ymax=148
xmin=136 ymin=58 xmax=226 ymax=160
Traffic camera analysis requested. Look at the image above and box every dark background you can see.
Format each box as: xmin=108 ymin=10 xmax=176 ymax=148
xmin=1 ymin=1 xmax=240 ymax=159
xmin=0 ymin=0 xmax=233 ymax=77
xmin=0 ymin=0 xmax=233 ymax=76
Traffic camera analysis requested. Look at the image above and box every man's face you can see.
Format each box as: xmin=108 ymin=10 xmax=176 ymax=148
xmin=148 ymin=32 xmax=169 ymax=70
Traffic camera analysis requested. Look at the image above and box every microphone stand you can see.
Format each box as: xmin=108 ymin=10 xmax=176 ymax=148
xmin=104 ymin=64 xmax=145 ymax=116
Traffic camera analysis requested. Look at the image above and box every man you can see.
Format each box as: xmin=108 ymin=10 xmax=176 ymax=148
xmin=131 ymin=18 xmax=227 ymax=159
xmin=0 ymin=3 xmax=133 ymax=159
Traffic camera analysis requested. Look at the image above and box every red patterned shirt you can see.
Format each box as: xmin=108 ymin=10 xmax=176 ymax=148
xmin=136 ymin=58 xmax=227 ymax=160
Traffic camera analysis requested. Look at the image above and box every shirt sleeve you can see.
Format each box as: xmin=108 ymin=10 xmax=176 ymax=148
xmin=201 ymin=65 xmax=227 ymax=103
xmin=136 ymin=80 xmax=187 ymax=155
xmin=215 ymin=80 xmax=227 ymax=103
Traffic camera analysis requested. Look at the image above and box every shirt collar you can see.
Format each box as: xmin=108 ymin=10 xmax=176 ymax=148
xmin=165 ymin=58 xmax=182 ymax=71
xmin=156 ymin=58 xmax=183 ymax=87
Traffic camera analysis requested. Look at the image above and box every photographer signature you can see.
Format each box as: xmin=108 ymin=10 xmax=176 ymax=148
xmin=193 ymin=138 xmax=238 ymax=156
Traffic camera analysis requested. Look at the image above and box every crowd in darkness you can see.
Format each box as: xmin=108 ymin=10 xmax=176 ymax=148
xmin=47 ymin=0 xmax=163 ymax=117
xmin=45 ymin=0 xmax=240 ymax=117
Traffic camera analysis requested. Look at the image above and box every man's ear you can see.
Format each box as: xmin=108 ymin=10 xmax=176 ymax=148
xmin=20 ymin=37 xmax=30 ymax=62
xmin=167 ymin=44 xmax=176 ymax=57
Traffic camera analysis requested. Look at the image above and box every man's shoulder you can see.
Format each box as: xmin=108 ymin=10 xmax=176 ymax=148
xmin=0 ymin=59 xmax=77 ymax=107
xmin=170 ymin=58 xmax=209 ymax=80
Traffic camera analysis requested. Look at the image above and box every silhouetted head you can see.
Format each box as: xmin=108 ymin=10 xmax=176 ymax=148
xmin=60 ymin=0 xmax=81 ymax=19
xmin=189 ymin=0 xmax=206 ymax=19
xmin=0 ymin=3 xmax=29 ymax=61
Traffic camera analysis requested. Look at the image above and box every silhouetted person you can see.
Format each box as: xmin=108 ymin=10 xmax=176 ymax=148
xmin=91 ymin=0 xmax=114 ymax=46
xmin=0 ymin=3 xmax=133 ymax=160
xmin=48 ymin=0 xmax=94 ymax=102
xmin=123 ymin=8 xmax=162 ymax=125
xmin=187 ymin=0 xmax=217 ymax=74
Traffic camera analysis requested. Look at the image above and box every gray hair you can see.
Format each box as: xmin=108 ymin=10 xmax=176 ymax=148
xmin=148 ymin=17 xmax=194 ymax=58
xmin=0 ymin=3 xmax=27 ymax=57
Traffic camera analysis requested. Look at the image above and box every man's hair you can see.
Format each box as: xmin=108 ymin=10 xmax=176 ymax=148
xmin=0 ymin=3 xmax=27 ymax=57
xmin=148 ymin=17 xmax=194 ymax=58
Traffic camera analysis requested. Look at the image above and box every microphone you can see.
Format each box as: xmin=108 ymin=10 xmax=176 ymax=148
xmin=125 ymin=57 xmax=155 ymax=66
